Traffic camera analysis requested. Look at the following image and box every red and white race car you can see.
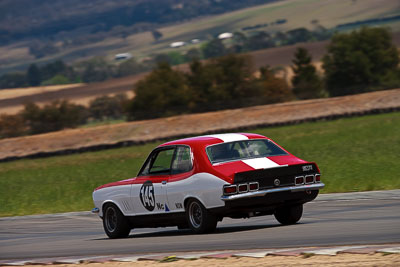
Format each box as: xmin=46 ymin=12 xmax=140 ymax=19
xmin=92 ymin=133 xmax=324 ymax=238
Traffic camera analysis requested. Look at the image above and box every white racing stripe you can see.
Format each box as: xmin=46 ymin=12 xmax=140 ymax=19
xmin=207 ymin=133 xmax=248 ymax=143
xmin=242 ymin=157 xmax=279 ymax=169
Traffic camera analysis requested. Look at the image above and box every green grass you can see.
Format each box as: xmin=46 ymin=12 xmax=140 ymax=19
xmin=253 ymin=112 xmax=400 ymax=193
xmin=0 ymin=112 xmax=399 ymax=217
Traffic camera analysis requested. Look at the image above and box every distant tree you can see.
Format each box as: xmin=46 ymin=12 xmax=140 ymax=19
xmin=185 ymin=48 xmax=202 ymax=61
xmin=246 ymin=31 xmax=274 ymax=51
xmin=116 ymin=58 xmax=144 ymax=77
xmin=89 ymin=94 xmax=128 ymax=120
xmin=21 ymin=101 xmax=87 ymax=134
xmin=0 ymin=72 xmax=27 ymax=89
xmin=202 ymin=38 xmax=227 ymax=59
xmin=274 ymin=31 xmax=288 ymax=46
xmin=167 ymin=51 xmax=185 ymax=65
xmin=291 ymin=47 xmax=325 ymax=99
xmin=27 ymin=64 xmax=42 ymax=86
xmin=80 ymin=57 xmax=115 ymax=83
xmin=257 ymin=66 xmax=294 ymax=104
xmin=127 ymin=62 xmax=192 ymax=120
xmin=0 ymin=114 xmax=27 ymax=138
xmin=185 ymin=59 xmax=214 ymax=108
xmin=207 ymin=54 xmax=255 ymax=102
xmin=153 ymin=53 xmax=171 ymax=64
xmin=151 ymin=30 xmax=163 ymax=41
xmin=286 ymin=28 xmax=312 ymax=44
xmin=323 ymin=27 xmax=399 ymax=96
xmin=232 ymin=32 xmax=248 ymax=52
xmin=40 ymin=60 xmax=68 ymax=81
xmin=186 ymin=54 xmax=255 ymax=111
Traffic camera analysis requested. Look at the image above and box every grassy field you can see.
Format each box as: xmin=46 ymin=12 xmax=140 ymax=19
xmin=0 ymin=112 xmax=399 ymax=217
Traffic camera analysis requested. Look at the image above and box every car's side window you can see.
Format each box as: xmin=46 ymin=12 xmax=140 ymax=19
xmin=140 ymin=148 xmax=175 ymax=175
xmin=171 ymin=146 xmax=192 ymax=174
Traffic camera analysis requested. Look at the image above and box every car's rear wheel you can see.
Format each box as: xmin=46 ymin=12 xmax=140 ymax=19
xmin=103 ymin=203 xmax=131 ymax=239
xmin=186 ymin=199 xmax=217 ymax=234
xmin=274 ymin=204 xmax=303 ymax=225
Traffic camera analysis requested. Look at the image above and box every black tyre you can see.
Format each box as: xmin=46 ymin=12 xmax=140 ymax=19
xmin=186 ymin=199 xmax=217 ymax=234
xmin=103 ymin=203 xmax=131 ymax=239
xmin=274 ymin=204 xmax=303 ymax=225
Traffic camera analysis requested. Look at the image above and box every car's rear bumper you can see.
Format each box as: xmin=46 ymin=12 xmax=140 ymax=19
xmin=221 ymin=183 xmax=325 ymax=201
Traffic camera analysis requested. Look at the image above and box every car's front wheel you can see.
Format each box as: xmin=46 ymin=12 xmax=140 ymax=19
xmin=274 ymin=204 xmax=303 ymax=225
xmin=103 ymin=203 xmax=131 ymax=239
xmin=186 ymin=199 xmax=217 ymax=234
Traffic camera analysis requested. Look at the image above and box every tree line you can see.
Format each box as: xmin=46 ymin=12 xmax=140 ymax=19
xmin=0 ymin=94 xmax=129 ymax=138
xmin=1 ymin=27 xmax=399 ymax=139
xmin=128 ymin=27 xmax=400 ymax=119
xmin=0 ymin=57 xmax=153 ymax=89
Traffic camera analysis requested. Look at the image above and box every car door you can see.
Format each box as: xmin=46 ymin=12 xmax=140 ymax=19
xmin=166 ymin=145 xmax=194 ymax=212
xmin=131 ymin=147 xmax=175 ymax=215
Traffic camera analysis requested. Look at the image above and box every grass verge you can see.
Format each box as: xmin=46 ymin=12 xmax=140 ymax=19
xmin=0 ymin=112 xmax=399 ymax=217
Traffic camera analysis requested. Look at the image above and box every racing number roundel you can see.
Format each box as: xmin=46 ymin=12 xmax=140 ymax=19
xmin=140 ymin=181 xmax=155 ymax=211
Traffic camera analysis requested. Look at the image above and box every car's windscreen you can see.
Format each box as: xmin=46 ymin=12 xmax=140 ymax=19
xmin=206 ymin=139 xmax=288 ymax=164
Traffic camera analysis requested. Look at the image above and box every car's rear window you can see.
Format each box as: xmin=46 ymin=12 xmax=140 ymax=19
xmin=206 ymin=139 xmax=288 ymax=164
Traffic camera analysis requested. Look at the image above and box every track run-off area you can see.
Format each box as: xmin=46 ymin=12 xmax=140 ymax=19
xmin=0 ymin=190 xmax=399 ymax=263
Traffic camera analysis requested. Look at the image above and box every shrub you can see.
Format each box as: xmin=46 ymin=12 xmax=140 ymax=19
xmin=21 ymin=101 xmax=87 ymax=134
xmin=89 ymin=94 xmax=128 ymax=121
xmin=0 ymin=114 xmax=27 ymax=138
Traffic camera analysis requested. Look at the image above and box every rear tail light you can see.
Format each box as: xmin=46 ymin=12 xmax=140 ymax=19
xmin=315 ymin=174 xmax=321 ymax=182
xmin=305 ymin=175 xmax=314 ymax=184
xmin=223 ymin=185 xmax=237 ymax=195
xmin=249 ymin=182 xmax=259 ymax=191
xmin=295 ymin=176 xmax=304 ymax=185
xmin=238 ymin=184 xmax=248 ymax=193
xmin=224 ymin=182 xmax=260 ymax=196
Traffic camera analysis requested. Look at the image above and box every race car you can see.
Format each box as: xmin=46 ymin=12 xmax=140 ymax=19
xmin=92 ymin=133 xmax=324 ymax=238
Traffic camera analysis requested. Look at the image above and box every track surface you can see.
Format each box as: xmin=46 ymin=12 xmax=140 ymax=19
xmin=1 ymin=191 xmax=399 ymax=260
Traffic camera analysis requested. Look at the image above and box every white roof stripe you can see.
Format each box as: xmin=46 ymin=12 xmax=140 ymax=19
xmin=242 ymin=157 xmax=280 ymax=169
xmin=206 ymin=133 xmax=248 ymax=143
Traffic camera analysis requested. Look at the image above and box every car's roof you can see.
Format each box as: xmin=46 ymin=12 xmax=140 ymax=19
xmin=160 ymin=133 xmax=269 ymax=148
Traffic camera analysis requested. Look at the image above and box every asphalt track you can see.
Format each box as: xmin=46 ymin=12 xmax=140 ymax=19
xmin=1 ymin=190 xmax=399 ymax=260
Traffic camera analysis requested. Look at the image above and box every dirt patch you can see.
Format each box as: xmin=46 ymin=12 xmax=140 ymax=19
xmin=0 ymin=88 xmax=399 ymax=161
xmin=0 ymin=74 xmax=144 ymax=115
xmin=0 ymin=84 xmax=85 ymax=100
xmin=21 ymin=254 xmax=400 ymax=267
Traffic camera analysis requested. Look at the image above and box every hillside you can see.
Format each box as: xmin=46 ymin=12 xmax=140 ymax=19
xmin=0 ymin=0 xmax=275 ymax=43
xmin=1 ymin=0 xmax=399 ymax=73
xmin=2 ymin=30 xmax=400 ymax=116
xmin=0 ymin=40 xmax=329 ymax=115
xmin=1 ymin=88 xmax=399 ymax=162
